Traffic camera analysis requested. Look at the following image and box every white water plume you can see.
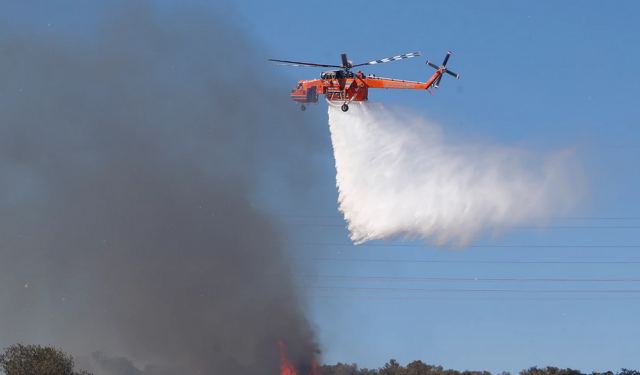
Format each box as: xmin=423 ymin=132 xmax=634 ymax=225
xmin=327 ymin=102 xmax=582 ymax=246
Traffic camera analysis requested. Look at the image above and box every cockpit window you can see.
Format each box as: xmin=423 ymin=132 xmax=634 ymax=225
xmin=321 ymin=71 xmax=337 ymax=80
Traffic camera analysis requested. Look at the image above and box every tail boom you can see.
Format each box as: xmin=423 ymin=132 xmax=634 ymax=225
xmin=363 ymin=76 xmax=430 ymax=90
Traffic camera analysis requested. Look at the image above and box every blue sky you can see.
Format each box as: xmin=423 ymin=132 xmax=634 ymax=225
xmin=227 ymin=0 xmax=640 ymax=372
xmin=4 ymin=0 xmax=638 ymax=373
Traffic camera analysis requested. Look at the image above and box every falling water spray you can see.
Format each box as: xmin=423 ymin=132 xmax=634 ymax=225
xmin=328 ymin=102 xmax=582 ymax=246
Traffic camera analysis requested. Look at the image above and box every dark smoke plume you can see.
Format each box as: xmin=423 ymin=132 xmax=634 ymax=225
xmin=0 ymin=2 xmax=320 ymax=374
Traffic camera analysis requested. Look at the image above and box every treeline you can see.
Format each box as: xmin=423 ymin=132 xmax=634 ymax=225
xmin=2 ymin=344 xmax=639 ymax=375
xmin=319 ymin=359 xmax=640 ymax=375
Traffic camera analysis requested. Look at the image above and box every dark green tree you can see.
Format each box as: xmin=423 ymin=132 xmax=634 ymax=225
xmin=380 ymin=359 xmax=406 ymax=375
xmin=591 ymin=371 xmax=614 ymax=375
xmin=0 ymin=344 xmax=91 ymax=375
xmin=520 ymin=366 xmax=584 ymax=375
xmin=320 ymin=363 xmax=361 ymax=375
xmin=406 ymin=360 xmax=443 ymax=375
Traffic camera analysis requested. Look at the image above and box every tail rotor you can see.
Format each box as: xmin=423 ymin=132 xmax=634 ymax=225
xmin=426 ymin=51 xmax=460 ymax=88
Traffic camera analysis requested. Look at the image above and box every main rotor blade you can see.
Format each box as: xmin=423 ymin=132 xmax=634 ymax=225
xmin=268 ymin=59 xmax=342 ymax=68
xmin=352 ymin=51 xmax=421 ymax=67
xmin=445 ymin=69 xmax=459 ymax=79
xmin=341 ymin=53 xmax=350 ymax=68
xmin=442 ymin=51 xmax=451 ymax=67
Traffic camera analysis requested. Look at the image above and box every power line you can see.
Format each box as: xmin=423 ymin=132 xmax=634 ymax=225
xmin=287 ymin=222 xmax=640 ymax=230
xmin=272 ymin=214 xmax=640 ymax=221
xmin=292 ymin=257 xmax=640 ymax=264
xmin=310 ymin=295 xmax=640 ymax=301
xmin=300 ymin=285 xmax=640 ymax=293
xmin=294 ymin=275 xmax=640 ymax=283
xmin=296 ymin=243 xmax=640 ymax=249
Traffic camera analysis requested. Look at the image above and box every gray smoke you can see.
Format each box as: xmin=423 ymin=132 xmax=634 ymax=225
xmin=0 ymin=2 xmax=320 ymax=374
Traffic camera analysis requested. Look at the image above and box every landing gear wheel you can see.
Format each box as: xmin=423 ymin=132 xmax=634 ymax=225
xmin=341 ymin=103 xmax=349 ymax=112
xmin=300 ymin=104 xmax=306 ymax=111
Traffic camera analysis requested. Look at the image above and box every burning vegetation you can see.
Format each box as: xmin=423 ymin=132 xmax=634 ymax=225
xmin=279 ymin=340 xmax=319 ymax=375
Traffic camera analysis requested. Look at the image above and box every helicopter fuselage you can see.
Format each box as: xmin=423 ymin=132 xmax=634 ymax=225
xmin=290 ymin=70 xmax=433 ymax=104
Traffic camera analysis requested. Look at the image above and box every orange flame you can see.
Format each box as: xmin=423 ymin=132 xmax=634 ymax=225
xmin=278 ymin=340 xmax=297 ymax=375
xmin=278 ymin=340 xmax=318 ymax=375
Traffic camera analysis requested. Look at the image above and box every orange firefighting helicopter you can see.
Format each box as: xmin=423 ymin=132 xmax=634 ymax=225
xmin=269 ymin=51 xmax=459 ymax=112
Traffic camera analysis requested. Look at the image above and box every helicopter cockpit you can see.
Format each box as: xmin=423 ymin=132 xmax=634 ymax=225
xmin=321 ymin=70 xmax=355 ymax=80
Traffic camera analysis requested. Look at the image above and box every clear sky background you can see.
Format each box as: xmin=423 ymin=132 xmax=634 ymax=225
xmin=225 ymin=0 xmax=640 ymax=373
xmin=4 ymin=0 xmax=639 ymax=373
